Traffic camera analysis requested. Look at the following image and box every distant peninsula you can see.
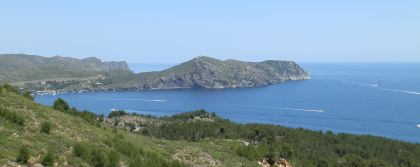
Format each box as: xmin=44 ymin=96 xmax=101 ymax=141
xmin=0 ymin=54 xmax=310 ymax=92
xmin=0 ymin=54 xmax=130 ymax=83
xmin=133 ymin=56 xmax=310 ymax=89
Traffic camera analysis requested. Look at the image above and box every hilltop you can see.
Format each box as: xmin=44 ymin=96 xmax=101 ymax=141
xmin=0 ymin=54 xmax=130 ymax=83
xmin=133 ymin=56 xmax=310 ymax=89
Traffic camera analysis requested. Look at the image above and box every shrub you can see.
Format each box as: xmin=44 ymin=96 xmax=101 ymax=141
xmin=2 ymin=84 xmax=20 ymax=94
xmin=129 ymin=153 xmax=185 ymax=167
xmin=40 ymin=121 xmax=52 ymax=134
xmin=108 ymin=110 xmax=129 ymax=118
xmin=53 ymin=98 xmax=69 ymax=111
xmin=22 ymin=91 xmax=34 ymax=101
xmin=106 ymin=150 xmax=120 ymax=167
xmin=73 ymin=143 xmax=87 ymax=157
xmin=279 ymin=143 xmax=293 ymax=159
xmin=91 ymin=148 xmax=106 ymax=167
xmin=59 ymin=106 xmax=101 ymax=126
xmin=0 ymin=107 xmax=24 ymax=125
xmin=16 ymin=145 xmax=30 ymax=164
xmin=127 ymin=122 xmax=136 ymax=132
xmin=237 ymin=145 xmax=256 ymax=160
xmin=41 ymin=150 xmax=55 ymax=166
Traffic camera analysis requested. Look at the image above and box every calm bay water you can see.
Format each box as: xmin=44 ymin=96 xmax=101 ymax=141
xmin=36 ymin=63 xmax=420 ymax=142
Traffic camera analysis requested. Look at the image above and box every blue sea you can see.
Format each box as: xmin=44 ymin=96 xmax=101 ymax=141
xmin=35 ymin=63 xmax=420 ymax=142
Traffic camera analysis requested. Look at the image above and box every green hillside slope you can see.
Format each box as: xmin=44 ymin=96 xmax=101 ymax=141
xmin=0 ymin=85 xmax=252 ymax=166
xmin=1 ymin=84 xmax=420 ymax=167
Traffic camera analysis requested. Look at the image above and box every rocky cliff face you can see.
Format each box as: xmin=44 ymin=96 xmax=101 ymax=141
xmin=137 ymin=56 xmax=310 ymax=89
xmin=81 ymin=57 xmax=131 ymax=72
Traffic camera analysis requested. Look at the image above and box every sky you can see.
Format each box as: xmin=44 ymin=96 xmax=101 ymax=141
xmin=0 ymin=0 xmax=419 ymax=63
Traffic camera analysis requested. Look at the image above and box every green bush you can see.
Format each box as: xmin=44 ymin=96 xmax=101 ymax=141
xmin=22 ymin=91 xmax=34 ymax=101
xmin=73 ymin=142 xmax=124 ymax=167
xmin=236 ymin=145 xmax=261 ymax=160
xmin=110 ymin=134 xmax=184 ymax=167
xmin=41 ymin=150 xmax=55 ymax=166
xmin=0 ymin=107 xmax=24 ymax=125
xmin=106 ymin=150 xmax=120 ymax=167
xmin=40 ymin=121 xmax=52 ymax=134
xmin=91 ymin=148 xmax=107 ymax=167
xmin=16 ymin=145 xmax=30 ymax=164
xmin=53 ymin=98 xmax=69 ymax=111
xmin=129 ymin=153 xmax=184 ymax=167
xmin=108 ymin=110 xmax=129 ymax=118
xmin=278 ymin=143 xmax=293 ymax=159
xmin=2 ymin=84 xmax=20 ymax=94
xmin=59 ymin=106 xmax=102 ymax=126
xmin=73 ymin=143 xmax=88 ymax=157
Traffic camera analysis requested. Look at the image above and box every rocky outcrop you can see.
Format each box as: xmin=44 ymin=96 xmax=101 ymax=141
xmin=136 ymin=56 xmax=310 ymax=89
xmin=81 ymin=57 xmax=130 ymax=72
xmin=173 ymin=146 xmax=223 ymax=167
xmin=277 ymin=159 xmax=292 ymax=167
xmin=258 ymin=158 xmax=292 ymax=167
xmin=103 ymin=115 xmax=156 ymax=132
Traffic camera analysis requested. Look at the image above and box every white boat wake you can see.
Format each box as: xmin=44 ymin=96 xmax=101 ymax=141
xmin=377 ymin=87 xmax=420 ymax=95
xmin=231 ymin=104 xmax=324 ymax=113
xmin=345 ymin=81 xmax=420 ymax=95
xmin=346 ymin=81 xmax=380 ymax=87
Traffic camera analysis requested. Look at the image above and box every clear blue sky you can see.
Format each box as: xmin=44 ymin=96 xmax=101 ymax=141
xmin=1 ymin=0 xmax=419 ymax=63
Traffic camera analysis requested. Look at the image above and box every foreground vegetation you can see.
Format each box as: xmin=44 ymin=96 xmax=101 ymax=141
xmin=0 ymin=84 xmax=252 ymax=166
xmin=1 ymin=84 xmax=420 ymax=166
xmin=107 ymin=110 xmax=420 ymax=167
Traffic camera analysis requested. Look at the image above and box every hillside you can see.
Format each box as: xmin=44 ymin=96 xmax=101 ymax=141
xmin=2 ymin=84 xmax=420 ymax=166
xmin=117 ymin=56 xmax=310 ymax=89
xmin=4 ymin=55 xmax=309 ymax=92
xmin=0 ymin=54 xmax=130 ymax=83
xmin=0 ymin=85 xmax=254 ymax=167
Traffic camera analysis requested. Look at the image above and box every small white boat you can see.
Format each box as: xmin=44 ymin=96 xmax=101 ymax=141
xmin=417 ymin=124 xmax=420 ymax=128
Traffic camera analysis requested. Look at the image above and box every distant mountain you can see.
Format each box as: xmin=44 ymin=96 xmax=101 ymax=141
xmin=133 ymin=56 xmax=310 ymax=89
xmin=1 ymin=54 xmax=309 ymax=91
xmin=0 ymin=54 xmax=130 ymax=83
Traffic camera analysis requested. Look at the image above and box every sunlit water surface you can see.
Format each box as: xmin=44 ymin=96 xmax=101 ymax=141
xmin=36 ymin=63 xmax=420 ymax=142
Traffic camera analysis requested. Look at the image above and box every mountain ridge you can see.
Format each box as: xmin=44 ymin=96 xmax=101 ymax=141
xmin=134 ymin=56 xmax=310 ymax=89
xmin=0 ymin=54 xmax=130 ymax=83
xmin=0 ymin=54 xmax=309 ymax=91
